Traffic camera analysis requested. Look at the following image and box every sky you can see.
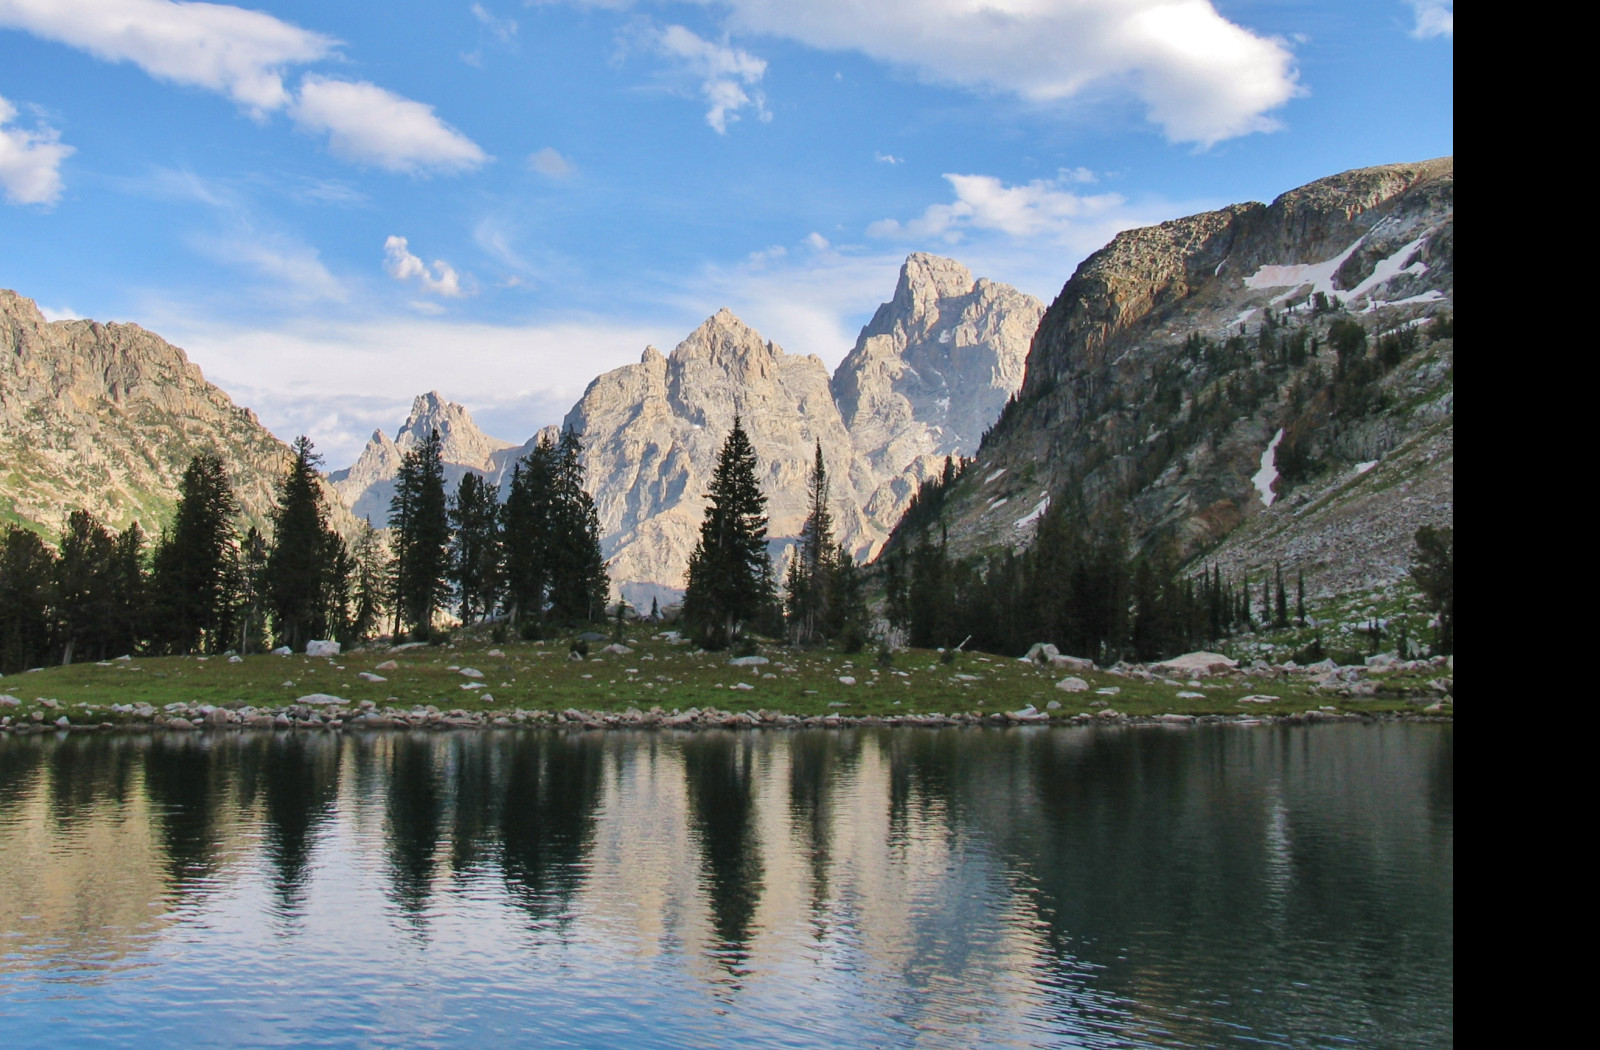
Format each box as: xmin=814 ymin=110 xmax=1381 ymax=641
xmin=0 ymin=0 xmax=1452 ymax=467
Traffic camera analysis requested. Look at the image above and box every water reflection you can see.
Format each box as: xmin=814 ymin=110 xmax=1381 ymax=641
xmin=0 ymin=724 xmax=1452 ymax=1048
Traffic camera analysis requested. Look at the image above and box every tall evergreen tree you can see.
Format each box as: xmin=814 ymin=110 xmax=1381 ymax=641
xmin=151 ymin=453 xmax=240 ymax=654
xmin=785 ymin=441 xmax=835 ymax=645
xmin=825 ymin=541 xmax=867 ymax=650
xmin=0 ymin=526 xmax=57 ymax=674
xmin=389 ymin=428 xmax=450 ymax=637
xmin=547 ymin=429 xmax=608 ymax=624
xmin=1410 ymin=525 xmax=1453 ymax=654
xmin=448 ymin=471 xmax=502 ymax=624
xmin=236 ymin=526 xmax=269 ymax=654
xmin=501 ymin=438 xmax=558 ymax=625
xmin=109 ymin=521 xmax=148 ymax=657
xmin=267 ymin=436 xmax=342 ymax=650
xmin=348 ymin=519 xmax=389 ymax=642
xmin=682 ymin=417 xmax=774 ymax=649
xmin=54 ymin=509 xmax=116 ymax=664
xmin=1273 ymin=563 xmax=1289 ymax=629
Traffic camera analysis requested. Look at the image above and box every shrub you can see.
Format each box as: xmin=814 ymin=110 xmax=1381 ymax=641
xmin=520 ymin=621 xmax=544 ymax=641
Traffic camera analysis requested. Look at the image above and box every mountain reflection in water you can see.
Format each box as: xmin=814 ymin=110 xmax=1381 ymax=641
xmin=0 ymin=724 xmax=1451 ymax=1048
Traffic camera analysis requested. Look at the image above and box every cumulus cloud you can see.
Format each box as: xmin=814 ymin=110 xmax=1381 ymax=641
xmin=384 ymin=235 xmax=466 ymax=298
xmin=0 ymin=94 xmax=73 ymax=205
xmin=655 ymin=24 xmax=768 ymax=133
xmin=1407 ymin=1 xmax=1452 ymax=39
xmin=293 ymin=77 xmax=489 ymax=173
xmin=868 ymin=171 xmax=1128 ymax=242
xmin=528 ymin=146 xmax=575 ymax=177
xmin=0 ymin=0 xmax=334 ymax=114
xmin=1 ymin=0 xmax=488 ymax=170
xmin=639 ymin=0 xmax=1299 ymax=145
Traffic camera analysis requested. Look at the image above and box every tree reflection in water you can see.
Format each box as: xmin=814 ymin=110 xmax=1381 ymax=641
xmin=681 ymin=731 xmax=764 ymax=976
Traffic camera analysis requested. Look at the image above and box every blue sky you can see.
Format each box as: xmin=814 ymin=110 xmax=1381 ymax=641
xmin=1 ymin=0 xmax=1452 ymax=466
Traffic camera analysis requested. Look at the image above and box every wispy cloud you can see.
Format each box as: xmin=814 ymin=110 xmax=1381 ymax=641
xmin=868 ymin=170 xmax=1128 ymax=242
xmin=293 ymin=77 xmax=489 ymax=173
xmin=0 ymin=0 xmax=488 ymax=170
xmin=528 ymin=146 xmax=576 ymax=178
xmin=613 ymin=0 xmax=1301 ymax=146
xmin=0 ymin=0 xmax=334 ymax=114
xmin=654 ymin=24 xmax=769 ymax=133
xmin=383 ymin=235 xmax=467 ymax=298
xmin=874 ymin=152 xmax=903 ymax=165
xmin=190 ymin=229 xmax=346 ymax=303
xmin=0 ymin=93 xmax=73 ymax=206
xmin=1405 ymin=1 xmax=1452 ymax=39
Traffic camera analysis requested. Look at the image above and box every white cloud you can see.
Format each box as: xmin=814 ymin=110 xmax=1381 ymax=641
xmin=646 ymin=0 xmax=1299 ymax=145
xmin=292 ymin=76 xmax=489 ymax=173
xmin=875 ymin=152 xmax=903 ymax=165
xmin=868 ymin=171 xmax=1129 ymax=242
xmin=0 ymin=94 xmax=73 ymax=205
xmin=152 ymin=311 xmax=662 ymax=465
xmin=528 ymin=146 xmax=575 ymax=177
xmin=803 ymin=231 xmax=830 ymax=251
xmin=471 ymin=2 xmax=518 ymax=42
xmin=383 ymin=235 xmax=466 ymax=298
xmin=0 ymin=0 xmax=334 ymax=114
xmin=655 ymin=24 xmax=768 ymax=133
xmin=1407 ymin=1 xmax=1452 ymax=39
xmin=191 ymin=229 xmax=346 ymax=302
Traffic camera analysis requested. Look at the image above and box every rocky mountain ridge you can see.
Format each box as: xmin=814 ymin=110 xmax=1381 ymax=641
xmin=0 ymin=289 xmax=355 ymax=540
xmin=913 ymin=158 xmax=1454 ymax=595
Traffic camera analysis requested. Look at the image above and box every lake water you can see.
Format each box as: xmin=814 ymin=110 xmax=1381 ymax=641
xmin=0 ymin=724 xmax=1451 ymax=1048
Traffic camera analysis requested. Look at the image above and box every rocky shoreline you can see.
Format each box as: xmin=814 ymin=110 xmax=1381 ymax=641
xmin=0 ymin=700 xmax=1451 ymax=736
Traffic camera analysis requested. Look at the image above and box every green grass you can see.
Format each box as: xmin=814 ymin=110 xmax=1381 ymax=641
xmin=0 ymin=630 xmax=1450 ymax=727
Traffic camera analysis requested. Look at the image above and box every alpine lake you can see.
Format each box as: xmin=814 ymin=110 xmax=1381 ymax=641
xmin=1 ymin=639 xmax=1452 ymax=1048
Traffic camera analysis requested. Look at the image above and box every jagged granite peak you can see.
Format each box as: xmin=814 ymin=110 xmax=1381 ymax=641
xmin=832 ymin=253 xmax=1043 ymax=525
xmin=0 ymin=288 xmax=354 ymax=539
xmin=918 ymin=158 xmax=1454 ymax=595
xmin=565 ymin=308 xmax=873 ymax=607
xmin=330 ymin=391 xmax=514 ymax=526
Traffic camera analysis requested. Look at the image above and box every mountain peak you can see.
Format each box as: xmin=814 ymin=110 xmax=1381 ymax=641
xmin=900 ymin=253 xmax=976 ymax=305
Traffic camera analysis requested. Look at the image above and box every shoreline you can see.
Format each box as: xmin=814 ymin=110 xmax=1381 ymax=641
xmin=1 ymin=706 xmax=1454 ymax=736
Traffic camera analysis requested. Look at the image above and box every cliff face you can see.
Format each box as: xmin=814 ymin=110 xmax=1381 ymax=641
xmin=0 ymin=290 xmax=350 ymax=539
xmin=329 ymin=391 xmax=515 ymax=526
xmin=920 ymin=158 xmax=1454 ymax=595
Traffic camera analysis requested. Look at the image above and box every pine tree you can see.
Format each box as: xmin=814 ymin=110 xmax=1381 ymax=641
xmin=1296 ymin=570 xmax=1306 ymax=626
xmin=501 ymin=438 xmax=557 ymax=625
xmin=348 ymin=519 xmax=388 ymax=643
xmin=1410 ymin=525 xmax=1453 ymax=655
xmin=547 ymin=429 xmax=608 ymax=624
xmin=786 ymin=441 xmax=835 ymax=645
xmin=1273 ymin=563 xmax=1289 ymax=629
xmin=389 ymin=428 xmax=450 ymax=638
xmin=236 ymin=526 xmax=269 ymax=654
xmin=649 ymin=596 xmax=660 ymax=622
xmin=267 ymin=436 xmax=341 ymax=651
xmin=682 ymin=417 xmax=774 ymax=649
xmin=54 ymin=509 xmax=116 ymax=664
xmin=448 ymin=471 xmax=501 ymax=624
xmin=0 ymin=527 xmax=56 ymax=673
xmin=826 ymin=541 xmax=867 ymax=651
xmin=109 ymin=521 xmax=148 ymax=658
xmin=151 ymin=453 xmax=240 ymax=654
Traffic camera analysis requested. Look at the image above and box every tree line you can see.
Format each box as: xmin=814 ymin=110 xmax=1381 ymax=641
xmin=0 ymin=429 xmax=609 ymax=673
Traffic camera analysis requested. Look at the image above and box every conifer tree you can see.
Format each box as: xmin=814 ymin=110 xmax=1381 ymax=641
xmin=547 ymin=429 xmax=608 ymax=623
xmin=54 ymin=509 xmax=116 ymax=664
xmin=0 ymin=527 xmax=55 ymax=674
xmin=826 ymin=541 xmax=868 ymax=650
xmin=267 ymin=436 xmax=341 ymax=650
xmin=1273 ymin=563 xmax=1289 ymax=629
xmin=348 ymin=519 xmax=388 ymax=642
xmin=501 ymin=438 xmax=557 ymax=625
xmin=151 ymin=453 xmax=240 ymax=654
xmin=448 ymin=471 xmax=501 ymax=624
xmin=683 ymin=417 xmax=774 ymax=649
xmin=236 ymin=526 xmax=269 ymax=654
xmin=786 ymin=441 xmax=835 ymax=645
xmin=1410 ymin=525 xmax=1453 ymax=654
xmin=389 ymin=428 xmax=450 ymax=638
xmin=1296 ymin=570 xmax=1306 ymax=626
xmin=109 ymin=521 xmax=148 ymax=657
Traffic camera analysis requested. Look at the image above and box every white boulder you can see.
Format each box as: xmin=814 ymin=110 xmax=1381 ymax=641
xmin=1150 ymin=651 xmax=1238 ymax=677
xmin=306 ymin=640 xmax=341 ymax=657
xmin=1055 ymin=677 xmax=1089 ymax=692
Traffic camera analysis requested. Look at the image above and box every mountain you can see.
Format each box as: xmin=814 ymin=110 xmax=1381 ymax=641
xmin=911 ymin=158 xmax=1454 ymax=595
xmin=329 ymin=391 xmax=516 ymax=526
xmin=558 ymin=256 xmax=1041 ymax=605
xmin=336 ymin=254 xmax=1042 ymax=606
xmin=833 ymin=252 xmax=1043 ymax=528
xmin=0 ymin=289 xmax=352 ymax=539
